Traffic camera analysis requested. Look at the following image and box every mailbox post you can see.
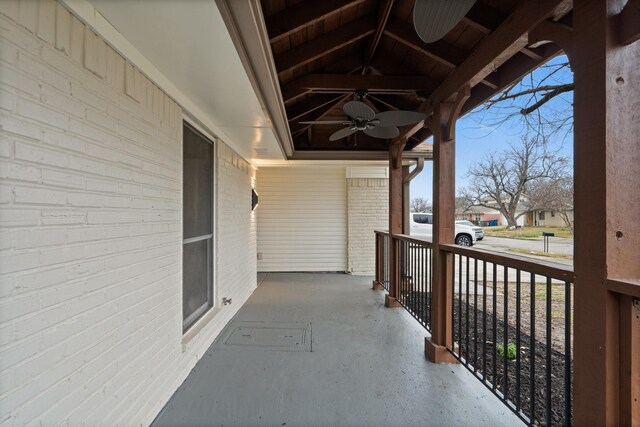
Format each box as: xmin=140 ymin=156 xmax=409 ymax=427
xmin=542 ymin=231 xmax=555 ymax=253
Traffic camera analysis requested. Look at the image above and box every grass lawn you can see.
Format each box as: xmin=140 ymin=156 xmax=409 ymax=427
xmin=507 ymin=248 xmax=574 ymax=260
xmin=484 ymin=226 xmax=573 ymax=239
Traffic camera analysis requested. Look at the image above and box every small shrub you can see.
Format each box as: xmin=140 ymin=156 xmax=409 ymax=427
xmin=497 ymin=343 xmax=517 ymax=360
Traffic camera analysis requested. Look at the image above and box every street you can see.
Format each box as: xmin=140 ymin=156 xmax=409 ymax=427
xmin=476 ymin=235 xmax=573 ymax=260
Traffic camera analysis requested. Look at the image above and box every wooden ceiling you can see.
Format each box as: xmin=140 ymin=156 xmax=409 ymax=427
xmin=259 ymin=0 xmax=572 ymax=154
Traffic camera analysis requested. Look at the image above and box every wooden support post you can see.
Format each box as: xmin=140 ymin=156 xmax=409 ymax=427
xmin=425 ymin=87 xmax=469 ymax=364
xmin=402 ymin=165 xmax=410 ymax=235
xmin=573 ymin=1 xmax=640 ymax=425
xmin=385 ymin=141 xmax=404 ymax=308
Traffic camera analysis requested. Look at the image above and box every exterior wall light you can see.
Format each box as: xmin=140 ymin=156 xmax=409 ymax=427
xmin=251 ymin=188 xmax=259 ymax=210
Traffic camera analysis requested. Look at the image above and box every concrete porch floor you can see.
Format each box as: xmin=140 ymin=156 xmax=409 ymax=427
xmin=152 ymin=273 xmax=522 ymax=427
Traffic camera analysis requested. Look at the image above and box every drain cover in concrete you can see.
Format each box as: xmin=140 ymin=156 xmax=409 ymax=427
xmin=214 ymin=321 xmax=312 ymax=352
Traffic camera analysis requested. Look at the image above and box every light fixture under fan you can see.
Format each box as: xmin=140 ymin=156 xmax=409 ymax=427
xmin=299 ymin=89 xmax=426 ymax=141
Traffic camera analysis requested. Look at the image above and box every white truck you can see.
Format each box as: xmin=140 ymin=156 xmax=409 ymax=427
xmin=410 ymin=212 xmax=483 ymax=246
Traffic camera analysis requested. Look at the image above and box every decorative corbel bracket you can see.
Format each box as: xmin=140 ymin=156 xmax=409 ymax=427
xmin=441 ymin=85 xmax=470 ymax=142
xmin=390 ymin=140 xmax=406 ymax=170
xmin=528 ymin=20 xmax=574 ymax=63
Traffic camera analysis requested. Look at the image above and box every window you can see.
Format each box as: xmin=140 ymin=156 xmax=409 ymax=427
xmin=182 ymin=123 xmax=214 ymax=331
xmin=475 ymin=214 xmax=481 ymax=221
xmin=413 ymin=214 xmax=432 ymax=224
xmin=538 ymin=211 xmax=546 ymax=220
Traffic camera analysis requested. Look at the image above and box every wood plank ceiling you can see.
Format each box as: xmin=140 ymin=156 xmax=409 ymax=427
xmin=260 ymin=0 xmax=572 ymax=153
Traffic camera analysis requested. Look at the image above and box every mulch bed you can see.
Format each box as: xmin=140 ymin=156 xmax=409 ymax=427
xmin=400 ymin=290 xmax=572 ymax=426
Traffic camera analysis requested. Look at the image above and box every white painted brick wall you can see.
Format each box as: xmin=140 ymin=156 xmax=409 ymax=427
xmin=347 ymin=178 xmax=389 ymax=275
xmin=0 ymin=3 xmax=257 ymax=426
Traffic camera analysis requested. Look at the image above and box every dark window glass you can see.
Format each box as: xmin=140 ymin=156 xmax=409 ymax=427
xmin=183 ymin=126 xmax=212 ymax=240
xmin=182 ymin=123 xmax=214 ymax=331
xmin=413 ymin=214 xmax=432 ymax=224
xmin=183 ymin=240 xmax=210 ymax=323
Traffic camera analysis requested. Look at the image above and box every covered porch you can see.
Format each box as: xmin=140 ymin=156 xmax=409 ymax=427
xmin=153 ymin=272 xmax=521 ymax=426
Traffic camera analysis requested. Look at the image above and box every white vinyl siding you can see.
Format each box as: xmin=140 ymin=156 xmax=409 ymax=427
xmin=257 ymin=167 xmax=347 ymax=272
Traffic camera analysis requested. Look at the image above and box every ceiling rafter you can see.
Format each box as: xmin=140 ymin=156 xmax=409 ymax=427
xmin=290 ymin=94 xmax=351 ymax=136
xmin=266 ymin=0 xmax=367 ymax=45
xmin=287 ymin=94 xmax=345 ymax=123
xmin=282 ymin=56 xmax=364 ymax=104
xmin=368 ymin=94 xmax=422 ymax=112
xmin=274 ymin=14 xmax=376 ymax=75
xmin=283 ymin=74 xmax=438 ymax=93
xmin=362 ymin=0 xmax=395 ymax=74
xmin=384 ymin=17 xmax=500 ymax=89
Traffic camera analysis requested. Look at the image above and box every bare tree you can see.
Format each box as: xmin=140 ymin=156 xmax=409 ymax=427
xmin=472 ymin=58 xmax=573 ymax=141
xmin=410 ymin=197 xmax=430 ymax=212
xmin=524 ymin=176 xmax=574 ymax=231
xmin=462 ymin=137 xmax=568 ymax=228
xmin=455 ymin=194 xmax=473 ymax=215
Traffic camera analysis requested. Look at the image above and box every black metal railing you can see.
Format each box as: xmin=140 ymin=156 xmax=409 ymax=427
xmin=374 ymin=231 xmax=390 ymax=291
xmin=442 ymin=244 xmax=574 ymax=426
xmin=397 ymin=235 xmax=433 ymax=331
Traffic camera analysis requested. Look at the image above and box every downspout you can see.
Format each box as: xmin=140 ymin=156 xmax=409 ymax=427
xmin=402 ymin=157 xmax=425 ymax=234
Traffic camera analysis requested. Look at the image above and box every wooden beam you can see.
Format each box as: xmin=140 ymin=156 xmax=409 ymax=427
xmin=286 ymin=94 xmax=344 ymax=122
xmin=283 ymin=74 xmax=437 ymax=93
xmin=463 ymin=2 xmax=547 ymax=61
xmin=461 ymin=1 xmax=503 ymax=34
xmin=266 ymin=0 xmax=367 ymax=44
xmin=423 ymin=0 xmax=572 ymax=113
xmin=282 ymin=57 xmax=363 ymax=103
xmin=363 ymin=0 xmax=395 ymax=73
xmin=274 ymin=15 xmax=376 ymax=75
xmin=384 ymin=17 xmax=501 ymax=89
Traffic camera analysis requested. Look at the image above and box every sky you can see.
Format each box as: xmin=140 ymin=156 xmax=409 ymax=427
xmin=410 ymin=55 xmax=574 ymax=203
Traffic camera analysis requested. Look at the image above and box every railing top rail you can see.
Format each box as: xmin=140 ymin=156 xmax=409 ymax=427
xmin=374 ymin=230 xmax=389 ymax=236
xmin=391 ymin=233 xmax=434 ymax=247
xmin=440 ymin=243 xmax=575 ymax=282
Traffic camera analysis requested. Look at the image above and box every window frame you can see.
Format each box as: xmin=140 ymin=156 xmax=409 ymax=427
xmin=182 ymin=120 xmax=217 ymax=333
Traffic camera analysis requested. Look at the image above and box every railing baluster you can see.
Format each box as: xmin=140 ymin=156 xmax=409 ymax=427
xmin=546 ymin=276 xmax=552 ymax=426
xmin=564 ymin=281 xmax=572 ymax=426
xmin=466 ymin=255 xmax=470 ymax=363
xmin=482 ymin=260 xmax=487 ymax=382
xmin=530 ymin=273 xmax=536 ymax=425
xmin=515 ymin=269 xmax=521 ymax=412
xmin=458 ymin=253 xmax=463 ymax=357
xmin=493 ymin=262 xmax=498 ymax=391
xmin=503 ymin=266 xmax=509 ymax=401
xmin=474 ymin=257 xmax=479 ymax=369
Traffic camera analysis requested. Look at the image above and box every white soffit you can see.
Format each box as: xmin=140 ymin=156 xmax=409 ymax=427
xmin=83 ymin=0 xmax=284 ymax=161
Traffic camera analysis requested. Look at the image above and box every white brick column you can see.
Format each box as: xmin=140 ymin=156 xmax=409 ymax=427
xmin=346 ymin=177 xmax=389 ymax=275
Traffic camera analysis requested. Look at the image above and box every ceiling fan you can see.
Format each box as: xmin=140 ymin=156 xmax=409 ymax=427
xmin=299 ymin=90 xmax=426 ymax=141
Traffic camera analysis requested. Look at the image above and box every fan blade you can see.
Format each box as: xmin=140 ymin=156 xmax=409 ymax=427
xmin=375 ymin=111 xmax=426 ymax=127
xmin=343 ymin=101 xmax=375 ymax=120
xmin=413 ymin=0 xmax=476 ymax=43
xmin=364 ymin=126 xmax=399 ymax=139
xmin=329 ymin=127 xmax=358 ymax=141
xmin=299 ymin=120 xmax=350 ymax=125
